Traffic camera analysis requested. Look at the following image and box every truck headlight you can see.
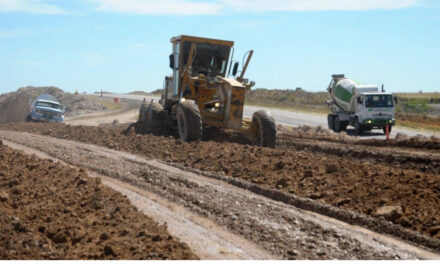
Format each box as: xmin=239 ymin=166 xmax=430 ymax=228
xmin=366 ymin=120 xmax=372 ymax=124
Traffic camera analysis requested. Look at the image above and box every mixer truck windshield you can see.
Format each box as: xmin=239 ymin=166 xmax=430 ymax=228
xmin=365 ymin=95 xmax=394 ymax=108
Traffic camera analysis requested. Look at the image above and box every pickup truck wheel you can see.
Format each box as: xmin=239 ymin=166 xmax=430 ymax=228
xmin=327 ymin=114 xmax=335 ymax=131
xmin=25 ymin=114 xmax=32 ymax=122
xmin=354 ymin=118 xmax=362 ymax=135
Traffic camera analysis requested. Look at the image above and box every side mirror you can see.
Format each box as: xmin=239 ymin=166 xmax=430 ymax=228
xmin=232 ymin=62 xmax=239 ymax=76
xmin=357 ymin=97 xmax=363 ymax=104
xmin=169 ymin=54 xmax=175 ymax=69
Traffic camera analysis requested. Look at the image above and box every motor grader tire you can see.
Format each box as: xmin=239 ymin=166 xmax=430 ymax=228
xmin=146 ymin=102 xmax=164 ymax=123
xmin=139 ymin=103 xmax=147 ymax=122
xmin=252 ymin=110 xmax=276 ymax=148
xmin=176 ymin=100 xmax=202 ymax=142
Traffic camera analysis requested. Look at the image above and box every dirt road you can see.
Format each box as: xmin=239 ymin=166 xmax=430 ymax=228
xmin=0 ymin=140 xmax=196 ymax=260
xmin=1 ymin=130 xmax=439 ymax=260
xmin=92 ymin=93 xmax=439 ymax=139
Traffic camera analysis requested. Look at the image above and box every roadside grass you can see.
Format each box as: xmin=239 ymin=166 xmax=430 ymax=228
xmin=128 ymin=91 xmax=150 ymax=96
xmin=397 ymin=120 xmax=440 ymax=133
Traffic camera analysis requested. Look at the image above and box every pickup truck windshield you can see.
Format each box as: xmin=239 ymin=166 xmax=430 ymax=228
xmin=365 ymin=95 xmax=394 ymax=108
xmin=36 ymin=101 xmax=59 ymax=109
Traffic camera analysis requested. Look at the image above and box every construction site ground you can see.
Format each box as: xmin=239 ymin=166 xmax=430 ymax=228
xmin=1 ymin=105 xmax=440 ymax=259
xmin=0 ymin=140 xmax=197 ymax=260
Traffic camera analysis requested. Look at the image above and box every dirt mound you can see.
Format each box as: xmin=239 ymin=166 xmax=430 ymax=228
xmin=279 ymin=125 xmax=440 ymax=151
xmin=0 ymin=142 xmax=197 ymax=260
xmin=0 ymin=86 xmax=108 ymax=124
xmin=3 ymin=122 xmax=440 ymax=240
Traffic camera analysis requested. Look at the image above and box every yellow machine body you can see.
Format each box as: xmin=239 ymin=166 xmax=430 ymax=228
xmin=162 ymin=35 xmax=254 ymax=131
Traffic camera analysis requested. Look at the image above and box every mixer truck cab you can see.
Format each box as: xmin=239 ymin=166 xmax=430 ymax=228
xmin=327 ymin=74 xmax=395 ymax=135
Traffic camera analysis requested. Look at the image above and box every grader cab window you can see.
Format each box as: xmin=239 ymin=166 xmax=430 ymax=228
xmin=182 ymin=41 xmax=230 ymax=77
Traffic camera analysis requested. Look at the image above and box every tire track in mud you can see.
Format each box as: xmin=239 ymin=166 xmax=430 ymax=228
xmin=1 ymin=130 xmax=439 ymax=260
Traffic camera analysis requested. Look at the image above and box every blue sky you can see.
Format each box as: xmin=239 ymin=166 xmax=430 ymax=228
xmin=0 ymin=0 xmax=439 ymax=94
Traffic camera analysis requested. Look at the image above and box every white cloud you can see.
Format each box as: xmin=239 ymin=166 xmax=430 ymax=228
xmin=91 ymin=0 xmax=222 ymax=15
xmin=0 ymin=29 xmax=32 ymax=39
xmin=219 ymin=0 xmax=420 ymax=12
xmin=0 ymin=0 xmax=423 ymax=16
xmin=0 ymin=0 xmax=66 ymax=14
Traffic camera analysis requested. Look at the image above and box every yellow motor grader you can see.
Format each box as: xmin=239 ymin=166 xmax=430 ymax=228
xmin=139 ymin=35 xmax=276 ymax=147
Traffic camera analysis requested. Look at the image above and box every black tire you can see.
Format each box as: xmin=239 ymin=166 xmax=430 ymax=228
xmin=340 ymin=121 xmax=348 ymax=131
xmin=354 ymin=117 xmax=362 ymax=135
xmin=139 ymin=103 xmax=147 ymax=122
xmin=327 ymin=114 xmax=334 ymax=131
xmin=146 ymin=102 xmax=164 ymax=124
xmin=252 ymin=110 xmax=276 ymax=148
xmin=176 ymin=100 xmax=202 ymax=142
xmin=383 ymin=125 xmax=392 ymax=134
xmin=25 ymin=114 xmax=32 ymax=122
xmin=334 ymin=116 xmax=341 ymax=133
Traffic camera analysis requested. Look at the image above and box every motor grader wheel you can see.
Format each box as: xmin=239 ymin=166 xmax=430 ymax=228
xmin=176 ymin=100 xmax=202 ymax=142
xmin=251 ymin=110 xmax=276 ymax=148
xmin=146 ymin=102 xmax=164 ymax=123
xmin=139 ymin=103 xmax=147 ymax=122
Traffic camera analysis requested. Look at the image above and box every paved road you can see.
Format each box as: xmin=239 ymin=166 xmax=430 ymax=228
xmin=93 ymin=93 xmax=436 ymax=139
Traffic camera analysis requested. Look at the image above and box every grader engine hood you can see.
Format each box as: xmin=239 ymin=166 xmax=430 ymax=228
xmin=219 ymin=77 xmax=246 ymax=129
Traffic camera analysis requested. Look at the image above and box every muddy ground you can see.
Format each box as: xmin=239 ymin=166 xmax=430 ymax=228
xmin=2 ymin=122 xmax=440 ymax=241
xmin=0 ymin=140 xmax=197 ymax=260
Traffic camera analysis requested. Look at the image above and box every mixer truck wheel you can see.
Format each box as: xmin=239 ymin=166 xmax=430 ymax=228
xmin=334 ymin=116 xmax=342 ymax=133
xmin=327 ymin=114 xmax=335 ymax=131
xmin=252 ymin=110 xmax=276 ymax=148
xmin=382 ymin=126 xmax=392 ymax=134
xmin=354 ymin=118 xmax=362 ymax=135
xmin=176 ymin=100 xmax=202 ymax=142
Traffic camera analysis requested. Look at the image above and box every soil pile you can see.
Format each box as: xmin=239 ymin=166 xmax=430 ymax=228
xmin=0 ymin=141 xmax=197 ymax=260
xmin=0 ymin=86 xmax=108 ymax=124
xmin=2 ymin=122 xmax=440 ymax=240
xmin=279 ymin=125 xmax=440 ymax=151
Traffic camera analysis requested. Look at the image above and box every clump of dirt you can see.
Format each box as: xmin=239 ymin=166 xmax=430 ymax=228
xmin=279 ymin=125 xmax=440 ymax=151
xmin=0 ymin=86 xmax=108 ymax=124
xmin=0 ymin=142 xmax=197 ymax=260
xmin=2 ymin=122 xmax=440 ymax=240
xmin=286 ymin=125 xmax=355 ymax=142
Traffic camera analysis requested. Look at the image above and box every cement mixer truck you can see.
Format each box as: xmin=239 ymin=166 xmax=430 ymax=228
xmin=327 ymin=74 xmax=395 ymax=135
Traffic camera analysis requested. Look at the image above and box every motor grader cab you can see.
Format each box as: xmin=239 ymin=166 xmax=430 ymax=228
xmin=139 ymin=35 xmax=276 ymax=147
